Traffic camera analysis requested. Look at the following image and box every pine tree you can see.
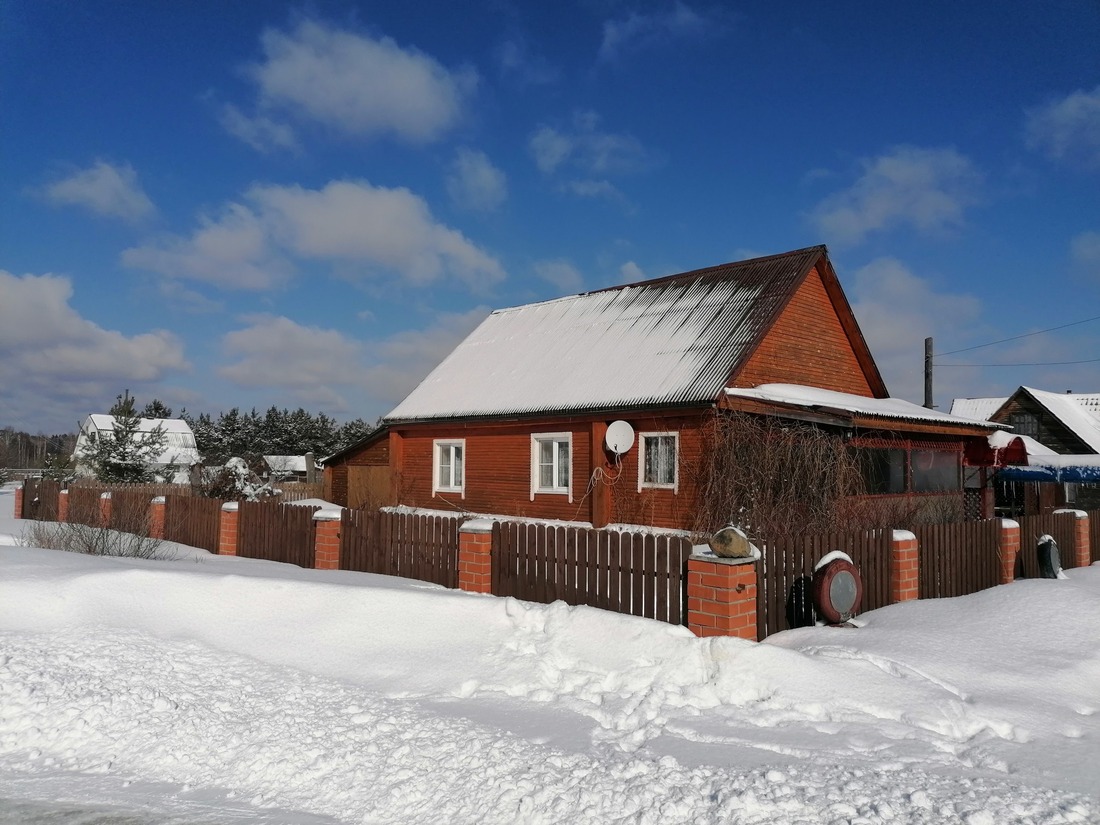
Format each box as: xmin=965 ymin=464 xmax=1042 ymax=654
xmin=141 ymin=398 xmax=174 ymax=419
xmin=84 ymin=391 xmax=170 ymax=483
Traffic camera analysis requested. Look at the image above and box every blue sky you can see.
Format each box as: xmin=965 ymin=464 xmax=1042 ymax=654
xmin=2 ymin=0 xmax=1099 ymax=434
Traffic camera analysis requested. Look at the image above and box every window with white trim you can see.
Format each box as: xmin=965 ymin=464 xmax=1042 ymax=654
xmin=639 ymin=432 xmax=678 ymax=492
xmin=531 ymin=433 xmax=571 ymax=499
xmin=433 ymin=439 xmax=465 ymax=497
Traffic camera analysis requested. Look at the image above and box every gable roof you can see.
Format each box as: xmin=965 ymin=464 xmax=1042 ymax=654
xmin=76 ymin=415 xmax=201 ymax=466
xmin=949 ymin=396 xmax=1007 ymax=421
xmin=386 ymin=246 xmax=880 ymax=422
xmin=1015 ymin=387 xmax=1100 ymax=453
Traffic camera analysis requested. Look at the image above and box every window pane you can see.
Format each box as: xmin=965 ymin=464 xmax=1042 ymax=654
xmin=557 ymin=441 xmax=569 ymax=488
xmin=453 ymin=445 xmax=463 ymax=487
xmin=439 ymin=447 xmax=452 ymax=487
xmin=912 ymin=450 xmax=960 ymax=492
xmin=857 ymin=448 xmax=906 ymax=494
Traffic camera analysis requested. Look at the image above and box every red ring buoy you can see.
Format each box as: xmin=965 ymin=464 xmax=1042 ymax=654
xmin=811 ymin=558 xmax=863 ymax=624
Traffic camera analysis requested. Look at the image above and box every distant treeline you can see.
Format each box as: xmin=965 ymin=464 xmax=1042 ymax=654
xmin=0 ymin=428 xmax=77 ymax=469
xmin=181 ymin=405 xmax=377 ymax=465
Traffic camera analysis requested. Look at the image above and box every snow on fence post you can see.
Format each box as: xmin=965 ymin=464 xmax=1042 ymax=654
xmin=57 ymin=489 xmax=69 ymax=523
xmin=148 ymin=496 xmax=166 ymax=540
xmin=14 ymin=486 xmax=23 ymax=520
xmin=999 ymin=519 xmax=1020 ymax=584
xmin=458 ymin=518 xmax=494 ymax=594
xmin=313 ymin=509 xmax=342 ymax=570
xmin=218 ymin=502 xmax=239 ymax=556
xmin=686 ymin=549 xmax=758 ymax=641
xmin=99 ymin=492 xmax=112 ymax=527
xmin=890 ymin=530 xmax=919 ymax=602
xmin=1053 ymin=508 xmax=1091 ymax=569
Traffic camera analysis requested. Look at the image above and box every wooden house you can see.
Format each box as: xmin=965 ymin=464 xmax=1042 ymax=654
xmin=326 ymin=246 xmax=999 ymax=529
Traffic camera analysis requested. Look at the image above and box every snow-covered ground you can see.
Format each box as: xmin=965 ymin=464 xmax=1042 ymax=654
xmin=1 ymin=483 xmax=1098 ymax=824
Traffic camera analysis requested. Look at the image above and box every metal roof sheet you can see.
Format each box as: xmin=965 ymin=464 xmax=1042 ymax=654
xmin=385 ymin=246 xmax=825 ymax=421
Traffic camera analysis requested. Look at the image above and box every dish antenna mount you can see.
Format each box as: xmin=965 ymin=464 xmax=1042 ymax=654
xmin=604 ymin=421 xmax=635 ymax=454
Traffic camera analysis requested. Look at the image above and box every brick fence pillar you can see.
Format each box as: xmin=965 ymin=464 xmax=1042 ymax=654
xmin=14 ymin=485 xmax=24 ymax=520
xmin=313 ymin=509 xmax=342 ymax=570
xmin=458 ymin=518 xmax=494 ymax=593
xmin=1054 ymin=508 xmax=1091 ymax=568
xmin=999 ymin=519 xmax=1020 ymax=584
xmin=890 ymin=530 xmax=920 ymax=602
xmin=148 ymin=496 xmax=166 ymax=540
xmin=687 ymin=550 xmax=758 ymax=641
xmin=99 ymin=492 xmax=112 ymax=528
xmin=218 ymin=502 xmax=239 ymax=556
xmin=57 ymin=489 xmax=69 ymax=523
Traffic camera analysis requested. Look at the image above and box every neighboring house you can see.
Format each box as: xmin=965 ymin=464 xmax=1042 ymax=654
xmin=262 ymin=455 xmax=319 ymax=483
xmin=73 ymin=415 xmax=202 ymax=483
xmin=952 ymin=387 xmax=1100 ymax=513
xmin=326 ymin=246 xmax=1000 ymax=529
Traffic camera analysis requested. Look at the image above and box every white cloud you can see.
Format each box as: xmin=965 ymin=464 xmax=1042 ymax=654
xmin=122 ymin=203 xmax=293 ymax=291
xmin=497 ymin=37 xmax=559 ymax=85
xmin=599 ymin=2 xmax=718 ymax=62
xmin=810 ymin=146 xmax=982 ymax=245
xmin=533 ymin=259 xmax=584 ymax=292
xmin=1071 ymin=230 xmax=1100 ymax=281
xmin=219 ymin=315 xmax=362 ymax=401
xmin=227 ymin=18 xmax=476 ymax=149
xmin=42 ymin=160 xmax=155 ymax=223
xmin=363 ymin=307 xmax=490 ymax=411
xmin=446 ymin=148 xmax=508 ymax=212
xmin=124 ymin=179 xmax=505 ymax=291
xmin=0 ymin=270 xmax=189 ymax=430
xmin=529 ymin=112 xmax=650 ymax=178
xmin=219 ymin=103 xmax=299 ymax=154
xmin=849 ymin=258 xmax=983 ymax=404
xmin=1026 ymin=85 xmax=1100 ymax=169
xmin=249 ymin=180 xmax=505 ymax=287
xmin=619 ymin=261 xmax=644 ymax=282
xmin=563 ymin=179 xmax=627 ymax=203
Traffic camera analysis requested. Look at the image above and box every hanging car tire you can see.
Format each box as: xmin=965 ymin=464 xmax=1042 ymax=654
xmin=812 ymin=558 xmax=863 ymax=624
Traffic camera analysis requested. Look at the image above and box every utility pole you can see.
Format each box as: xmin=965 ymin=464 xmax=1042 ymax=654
xmin=924 ymin=337 xmax=934 ymax=409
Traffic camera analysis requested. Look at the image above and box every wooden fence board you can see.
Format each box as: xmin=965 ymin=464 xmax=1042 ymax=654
xmin=238 ymin=501 xmax=318 ymax=568
xmin=1090 ymin=510 xmax=1100 ymax=564
xmin=164 ymin=495 xmax=223 ymax=554
xmin=20 ymin=479 xmax=60 ymax=521
xmin=339 ymin=509 xmax=460 ymax=588
xmin=1016 ymin=513 xmax=1078 ymax=576
xmin=915 ymin=520 xmax=1000 ymax=599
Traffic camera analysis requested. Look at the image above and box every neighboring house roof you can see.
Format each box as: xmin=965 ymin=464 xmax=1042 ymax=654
xmin=949 ymin=397 xmax=1007 ymax=421
xmin=386 ymin=246 xmax=881 ymax=422
xmin=986 ymin=429 xmax=1057 ymax=457
xmin=1015 ymin=387 xmax=1100 ymax=453
xmin=263 ymin=455 xmax=316 ymax=474
xmin=76 ymin=415 xmax=201 ymax=467
xmin=725 ymin=384 xmax=1001 ymax=430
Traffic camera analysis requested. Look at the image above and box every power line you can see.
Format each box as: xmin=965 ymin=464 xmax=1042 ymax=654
xmin=934 ymin=314 xmax=1100 ymax=357
xmin=935 ymin=357 xmax=1100 ymax=367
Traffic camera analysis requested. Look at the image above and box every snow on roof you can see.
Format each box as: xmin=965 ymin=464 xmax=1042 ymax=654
xmin=949 ymin=396 xmax=1007 ymax=421
xmin=86 ymin=414 xmax=195 ymax=435
xmin=1022 ymin=387 xmax=1100 ymax=453
xmin=986 ymin=429 xmax=1057 ymax=457
xmin=725 ymin=383 xmax=1000 ymax=428
xmin=385 ymin=247 xmax=827 ymax=421
xmin=78 ymin=415 xmax=200 ymax=467
xmin=264 ymin=455 xmax=314 ymax=474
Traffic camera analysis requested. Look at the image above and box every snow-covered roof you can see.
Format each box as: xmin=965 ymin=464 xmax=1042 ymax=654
xmin=949 ymin=397 xmax=1007 ymax=421
xmin=386 ymin=246 xmax=830 ymax=422
xmin=77 ymin=415 xmax=201 ymax=467
xmin=1020 ymin=387 xmax=1100 ymax=453
xmin=264 ymin=455 xmax=316 ymax=474
xmin=725 ymin=383 xmax=1000 ymax=429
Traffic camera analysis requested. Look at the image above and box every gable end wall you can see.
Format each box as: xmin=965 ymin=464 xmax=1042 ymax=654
xmin=733 ymin=266 xmax=875 ymax=396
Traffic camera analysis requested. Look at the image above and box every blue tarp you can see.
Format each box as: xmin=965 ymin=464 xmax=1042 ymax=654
xmin=996 ymin=464 xmax=1100 ymax=483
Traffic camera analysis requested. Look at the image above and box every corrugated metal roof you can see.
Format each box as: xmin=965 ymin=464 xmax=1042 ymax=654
xmin=1021 ymin=387 xmax=1100 ymax=453
xmin=385 ymin=246 xmax=825 ymax=422
xmin=949 ymin=397 xmax=1007 ymax=421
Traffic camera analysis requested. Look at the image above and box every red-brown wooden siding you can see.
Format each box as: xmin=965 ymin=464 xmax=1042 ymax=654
xmin=389 ymin=411 xmax=710 ymax=530
xmin=734 ymin=267 xmax=876 ymax=397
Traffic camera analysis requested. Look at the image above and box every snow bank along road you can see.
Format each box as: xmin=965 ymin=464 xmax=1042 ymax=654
xmin=0 ymin=492 xmax=1098 ymax=823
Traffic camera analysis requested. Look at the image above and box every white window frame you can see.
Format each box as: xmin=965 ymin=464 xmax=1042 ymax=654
xmin=638 ymin=432 xmax=679 ymax=493
xmin=433 ymin=439 xmax=465 ymax=498
xmin=530 ymin=432 xmax=572 ymax=501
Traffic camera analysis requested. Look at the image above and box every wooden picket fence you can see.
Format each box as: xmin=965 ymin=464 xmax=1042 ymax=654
xmin=491 ymin=523 xmax=693 ymax=626
xmin=238 ymin=501 xmax=320 ymax=568
xmin=1090 ymin=509 xmax=1100 ymax=564
xmin=19 ymin=478 xmax=60 ymax=520
xmin=339 ymin=509 xmax=461 ymax=588
xmin=109 ymin=490 xmax=154 ymax=532
xmin=164 ymin=494 xmax=223 ymax=554
xmin=68 ymin=480 xmax=192 ymax=497
xmin=67 ymin=487 xmax=104 ymax=526
xmin=755 ymin=529 xmax=892 ymax=640
xmin=915 ymin=519 xmax=1001 ymax=599
xmin=275 ymin=482 xmax=325 ymax=502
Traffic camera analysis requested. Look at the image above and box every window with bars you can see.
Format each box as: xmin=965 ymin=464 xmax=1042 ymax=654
xmin=639 ymin=432 xmax=678 ymax=491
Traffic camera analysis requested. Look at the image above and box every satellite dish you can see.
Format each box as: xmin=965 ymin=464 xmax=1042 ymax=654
xmin=604 ymin=420 xmax=635 ymax=454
